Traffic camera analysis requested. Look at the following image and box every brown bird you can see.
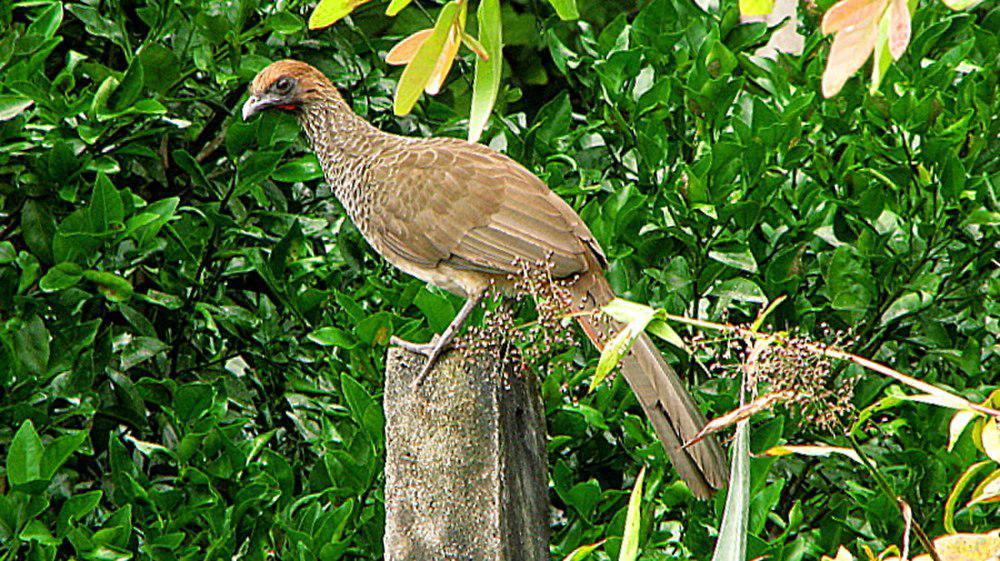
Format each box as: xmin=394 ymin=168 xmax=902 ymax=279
xmin=242 ymin=59 xmax=728 ymax=497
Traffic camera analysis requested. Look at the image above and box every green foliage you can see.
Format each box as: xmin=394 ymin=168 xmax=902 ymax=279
xmin=0 ymin=0 xmax=997 ymax=560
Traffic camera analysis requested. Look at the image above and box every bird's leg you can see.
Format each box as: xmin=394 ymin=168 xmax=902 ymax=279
xmin=390 ymin=290 xmax=485 ymax=387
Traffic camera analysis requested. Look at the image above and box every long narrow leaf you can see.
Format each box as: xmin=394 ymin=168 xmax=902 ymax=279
xmin=618 ymin=467 xmax=645 ymax=561
xmin=394 ymin=1 xmax=460 ymax=115
xmin=592 ymin=306 xmax=656 ymax=391
xmin=711 ymin=421 xmax=749 ymax=561
xmin=468 ymin=0 xmax=502 ymax=142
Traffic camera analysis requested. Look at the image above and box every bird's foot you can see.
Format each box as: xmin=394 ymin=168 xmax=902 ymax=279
xmin=389 ymin=335 xmax=442 ymax=356
xmin=389 ymin=334 xmax=453 ymax=387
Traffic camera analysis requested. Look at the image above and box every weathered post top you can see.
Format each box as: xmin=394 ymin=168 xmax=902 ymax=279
xmin=383 ymin=347 xmax=548 ymax=561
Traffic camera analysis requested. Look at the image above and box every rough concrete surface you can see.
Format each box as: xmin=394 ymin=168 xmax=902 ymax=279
xmin=383 ymin=347 xmax=547 ymax=561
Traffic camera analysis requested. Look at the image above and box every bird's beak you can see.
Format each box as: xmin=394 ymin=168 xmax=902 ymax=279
xmin=242 ymin=95 xmax=269 ymax=121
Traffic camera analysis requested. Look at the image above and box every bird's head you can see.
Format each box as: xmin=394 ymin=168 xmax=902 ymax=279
xmin=242 ymin=60 xmax=334 ymax=121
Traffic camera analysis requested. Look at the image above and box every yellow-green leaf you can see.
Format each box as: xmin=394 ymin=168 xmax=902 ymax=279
xmin=618 ymin=467 xmax=645 ymax=561
xmin=944 ymin=460 xmax=991 ymax=533
xmin=646 ymin=319 xmax=687 ymax=351
xmin=547 ymin=0 xmax=579 ymax=20
xmin=764 ymin=444 xmax=864 ymax=464
xmin=309 ymin=0 xmax=370 ymax=30
xmin=562 ymin=541 xmax=606 ymax=561
xmin=968 ymin=469 xmax=1000 ymax=506
xmin=82 ymin=270 xmax=133 ymax=302
xmin=592 ymin=305 xmax=656 ymax=391
xmin=425 ymin=23 xmax=462 ymax=95
xmin=739 ymin=0 xmax=775 ymax=17
xmin=870 ymin=0 xmax=893 ymax=92
xmin=468 ymin=0 xmax=502 ymax=143
xmin=385 ymin=0 xmax=414 ymax=16
xmin=981 ymin=418 xmax=1000 ymax=463
xmin=394 ymin=1 xmax=461 ymax=115
xmin=949 ymin=409 xmax=979 ymax=451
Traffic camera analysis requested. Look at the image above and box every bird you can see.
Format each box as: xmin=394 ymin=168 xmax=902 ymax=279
xmin=242 ymin=59 xmax=728 ymax=497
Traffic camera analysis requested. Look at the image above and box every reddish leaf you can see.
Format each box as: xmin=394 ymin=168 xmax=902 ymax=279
xmin=822 ymin=19 xmax=879 ymax=97
xmin=821 ymin=0 xmax=884 ymax=34
xmin=888 ymin=0 xmax=911 ymax=60
xmin=386 ymin=29 xmax=434 ymax=65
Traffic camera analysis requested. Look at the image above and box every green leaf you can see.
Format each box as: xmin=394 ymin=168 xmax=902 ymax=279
xmin=309 ymin=0 xmax=370 ymax=29
xmin=41 ymin=432 xmax=87 ymax=480
xmin=26 ymin=3 xmax=63 ymax=40
xmin=414 ymin=289 xmax=455 ymax=332
xmin=341 ymin=372 xmax=384 ymax=445
xmin=174 ymin=383 xmax=216 ymax=424
xmin=14 ymin=315 xmax=51 ymax=375
xmin=266 ymin=12 xmax=305 ymax=34
xmin=58 ymin=491 xmax=103 ymax=535
xmin=547 ymin=0 xmax=579 ymax=20
xmin=8 ymin=420 xmax=44 ymax=487
xmin=0 ymin=241 xmax=14 ymax=264
xmin=39 ymin=262 xmax=84 ymax=292
xmin=21 ymin=200 xmax=56 ymax=264
xmin=0 ymin=95 xmax=34 ymax=121
xmin=468 ymin=0 xmax=502 ymax=143
xmin=120 ymin=336 xmax=168 ymax=370
xmin=394 ymin=1 xmax=461 ymax=116
xmin=107 ymin=60 xmax=145 ymax=114
xmin=618 ymin=466 xmax=645 ymax=561
xmin=19 ymin=520 xmax=60 ymax=546
xmin=89 ymin=173 xmax=125 ymax=233
xmin=83 ymin=270 xmax=133 ymax=302
xmin=645 ymin=319 xmax=687 ymax=351
xmin=826 ymin=247 xmax=874 ymax=312
xmin=565 ymin=479 xmax=601 ymax=519
xmin=962 ymin=208 xmax=1000 ymax=226
xmin=708 ymin=247 xmax=758 ymax=273
xmin=138 ymin=43 xmax=180 ymax=94
xmin=308 ymin=326 xmax=358 ymax=348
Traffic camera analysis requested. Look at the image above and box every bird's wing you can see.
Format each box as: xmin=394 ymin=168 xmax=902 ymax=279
xmin=371 ymin=138 xmax=605 ymax=278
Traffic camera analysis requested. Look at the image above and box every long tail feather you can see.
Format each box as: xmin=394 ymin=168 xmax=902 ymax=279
xmin=573 ymin=275 xmax=728 ymax=498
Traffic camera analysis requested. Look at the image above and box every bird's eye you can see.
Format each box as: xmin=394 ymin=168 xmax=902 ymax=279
xmin=275 ymin=77 xmax=293 ymax=92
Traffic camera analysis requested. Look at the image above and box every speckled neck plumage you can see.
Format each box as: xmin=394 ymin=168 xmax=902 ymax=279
xmin=297 ymin=91 xmax=392 ymax=233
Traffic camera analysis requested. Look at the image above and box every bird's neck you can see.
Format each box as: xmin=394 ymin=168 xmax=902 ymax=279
xmin=299 ymin=95 xmax=384 ymax=162
xmin=298 ymin=94 xmax=389 ymax=222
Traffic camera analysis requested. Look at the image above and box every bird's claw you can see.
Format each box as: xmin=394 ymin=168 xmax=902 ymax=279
xmin=390 ymin=334 xmax=451 ymax=388
xmin=389 ymin=335 xmax=440 ymax=355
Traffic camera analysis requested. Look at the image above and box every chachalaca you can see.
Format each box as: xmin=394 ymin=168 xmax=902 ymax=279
xmin=242 ymin=59 xmax=728 ymax=498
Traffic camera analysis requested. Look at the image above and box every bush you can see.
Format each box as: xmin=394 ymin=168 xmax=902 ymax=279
xmin=0 ymin=0 xmax=996 ymax=559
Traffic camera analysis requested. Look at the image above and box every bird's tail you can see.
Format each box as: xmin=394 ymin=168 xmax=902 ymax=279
xmin=572 ymin=274 xmax=729 ymax=498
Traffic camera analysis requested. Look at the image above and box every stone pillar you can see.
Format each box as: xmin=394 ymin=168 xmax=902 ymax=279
xmin=383 ymin=347 xmax=548 ymax=561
